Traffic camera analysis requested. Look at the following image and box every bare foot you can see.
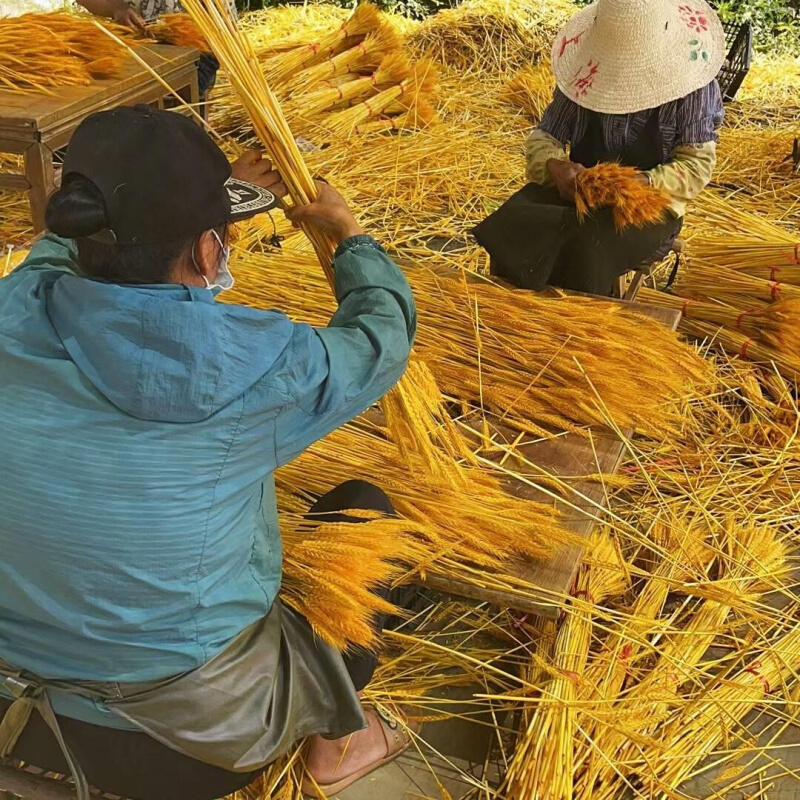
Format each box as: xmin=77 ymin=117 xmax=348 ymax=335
xmin=305 ymin=707 xmax=389 ymax=786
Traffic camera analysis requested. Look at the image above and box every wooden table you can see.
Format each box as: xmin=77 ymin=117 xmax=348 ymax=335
xmin=0 ymin=44 xmax=199 ymax=233
xmin=425 ymin=298 xmax=681 ymax=618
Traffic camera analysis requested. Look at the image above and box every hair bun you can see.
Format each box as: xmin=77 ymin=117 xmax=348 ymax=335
xmin=45 ymin=175 xmax=109 ymax=240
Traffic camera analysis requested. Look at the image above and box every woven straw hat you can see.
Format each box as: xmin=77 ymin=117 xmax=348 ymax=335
xmin=550 ymin=0 xmax=726 ymax=115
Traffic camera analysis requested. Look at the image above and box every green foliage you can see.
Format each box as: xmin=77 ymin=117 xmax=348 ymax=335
xmin=235 ymin=0 xmax=457 ymax=18
xmin=234 ymin=0 xmax=800 ymax=53
xmin=715 ymin=0 xmax=800 ymax=52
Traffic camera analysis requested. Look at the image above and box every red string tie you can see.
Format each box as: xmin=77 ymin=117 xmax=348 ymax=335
xmin=745 ymin=661 xmax=771 ymax=693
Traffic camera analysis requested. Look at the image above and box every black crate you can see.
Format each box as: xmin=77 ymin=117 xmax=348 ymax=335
xmin=716 ymin=19 xmax=753 ymax=101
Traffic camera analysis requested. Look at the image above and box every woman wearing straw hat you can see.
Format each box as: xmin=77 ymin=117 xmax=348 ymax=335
xmin=474 ymin=0 xmax=726 ymax=296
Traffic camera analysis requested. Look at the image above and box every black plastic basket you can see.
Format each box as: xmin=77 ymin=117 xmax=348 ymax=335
xmin=716 ymin=19 xmax=753 ymax=101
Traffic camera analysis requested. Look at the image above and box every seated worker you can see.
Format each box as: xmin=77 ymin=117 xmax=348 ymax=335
xmin=75 ymin=0 xmax=229 ymax=98
xmin=474 ymin=0 xmax=725 ymax=296
xmin=0 ymin=106 xmax=416 ymax=800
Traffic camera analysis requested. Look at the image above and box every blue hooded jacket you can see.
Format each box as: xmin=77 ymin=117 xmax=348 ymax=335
xmin=0 ymin=233 xmax=415 ymax=726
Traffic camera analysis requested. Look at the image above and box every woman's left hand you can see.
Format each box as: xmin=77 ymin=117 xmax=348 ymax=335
xmin=231 ymin=151 xmax=288 ymax=198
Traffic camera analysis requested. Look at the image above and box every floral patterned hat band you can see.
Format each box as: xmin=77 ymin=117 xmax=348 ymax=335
xmin=550 ymin=0 xmax=727 ymax=115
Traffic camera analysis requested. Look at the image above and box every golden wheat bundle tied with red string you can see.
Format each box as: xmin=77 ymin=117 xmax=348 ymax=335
xmin=575 ymin=162 xmax=671 ymax=232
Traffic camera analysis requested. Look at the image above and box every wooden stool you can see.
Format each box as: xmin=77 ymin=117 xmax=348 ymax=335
xmin=613 ymin=238 xmax=685 ymax=302
xmin=0 ymin=759 xmax=126 ymax=800
xmin=0 ymin=45 xmax=199 ymax=234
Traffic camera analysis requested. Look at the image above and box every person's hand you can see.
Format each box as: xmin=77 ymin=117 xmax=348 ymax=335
xmin=285 ymin=182 xmax=363 ymax=245
xmin=230 ymin=151 xmax=288 ymax=199
xmin=112 ymin=3 xmax=146 ymax=34
xmin=547 ymin=158 xmax=585 ymax=202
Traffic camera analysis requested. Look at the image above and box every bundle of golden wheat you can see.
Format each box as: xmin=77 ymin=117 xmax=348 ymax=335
xmin=290 ymin=51 xmax=411 ymax=119
xmin=322 ymin=58 xmax=438 ymax=137
xmin=503 ymin=531 xmax=629 ymax=800
xmin=642 ymin=622 xmax=800 ymax=793
xmin=575 ymin=163 xmax=672 ymax=232
xmin=575 ymin=521 xmax=716 ymax=795
xmin=674 ymin=262 xmax=800 ymax=307
xmin=226 ymin=248 xmax=714 ymax=439
xmin=583 ymin=521 xmax=788 ymax=799
xmin=147 ymin=13 xmax=209 ymax=52
xmin=639 ymin=288 xmax=800 ymax=361
xmin=287 ymin=25 xmax=401 ymax=92
xmin=0 ymin=12 xmax=132 ymax=92
xmin=260 ymin=2 xmax=383 ymax=85
xmin=183 ymin=0 xmax=340 ymax=280
xmin=503 ymin=62 xmax=556 ymax=122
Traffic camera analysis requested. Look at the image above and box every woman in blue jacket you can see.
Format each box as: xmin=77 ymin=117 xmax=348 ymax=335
xmin=0 ymin=105 xmax=416 ymax=800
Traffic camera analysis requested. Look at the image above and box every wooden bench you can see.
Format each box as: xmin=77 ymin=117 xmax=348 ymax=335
xmin=613 ymin=238 xmax=686 ymax=302
xmin=0 ymin=44 xmax=199 ymax=234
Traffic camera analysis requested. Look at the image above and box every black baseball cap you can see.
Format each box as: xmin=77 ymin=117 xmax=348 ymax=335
xmin=62 ymin=105 xmax=279 ymax=246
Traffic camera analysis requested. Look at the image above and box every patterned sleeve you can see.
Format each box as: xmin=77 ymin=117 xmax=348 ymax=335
xmin=525 ymin=129 xmax=567 ymax=184
xmin=648 ymin=141 xmax=717 ymax=217
xmin=675 ymin=79 xmax=725 ymax=146
xmin=538 ymin=88 xmax=579 ymax=145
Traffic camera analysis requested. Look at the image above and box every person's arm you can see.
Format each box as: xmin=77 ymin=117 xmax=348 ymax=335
xmin=645 ymin=81 xmax=723 ymax=216
xmin=76 ymin=0 xmax=145 ymax=32
xmin=525 ymin=129 xmax=567 ymax=185
xmin=270 ymin=236 xmax=416 ymax=466
xmin=647 ymin=141 xmax=717 ymax=217
xmin=524 ymin=89 xmax=577 ymax=185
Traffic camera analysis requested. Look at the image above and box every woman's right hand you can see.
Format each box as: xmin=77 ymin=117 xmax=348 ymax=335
xmin=547 ymin=158 xmax=585 ymax=202
xmin=285 ymin=182 xmax=364 ymax=245
xmin=112 ymin=2 xmax=146 ymax=34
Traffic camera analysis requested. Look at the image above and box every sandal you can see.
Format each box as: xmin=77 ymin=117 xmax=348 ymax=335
xmin=302 ymin=707 xmax=417 ymax=797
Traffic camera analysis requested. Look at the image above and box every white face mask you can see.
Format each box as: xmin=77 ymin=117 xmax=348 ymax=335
xmin=193 ymin=229 xmax=234 ymax=294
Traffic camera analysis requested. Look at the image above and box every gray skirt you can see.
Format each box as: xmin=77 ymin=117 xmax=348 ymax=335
xmin=107 ymin=599 xmax=367 ymax=771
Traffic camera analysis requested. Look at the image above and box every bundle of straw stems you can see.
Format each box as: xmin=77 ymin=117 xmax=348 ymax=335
xmin=574 ymin=163 xmax=672 ymax=232
xmin=323 ymin=59 xmax=438 ymax=137
xmin=681 ymin=318 xmax=800 ymax=379
xmin=674 ymin=262 xmax=800 ymax=307
xmin=226 ymin=249 xmax=714 ymax=439
xmin=582 ymin=521 xmax=788 ymax=800
xmin=353 ymin=99 xmax=436 ymax=134
xmin=293 ymin=51 xmax=410 ymax=118
xmin=0 ymin=12 xmax=132 ymax=92
xmin=261 ymin=2 xmax=382 ymax=85
xmin=575 ymin=522 xmax=715 ymax=796
xmin=407 ymin=0 xmax=573 ymax=74
xmin=288 ymin=25 xmax=400 ymax=92
xmin=643 ymin=624 xmax=800 ymax=794
xmin=182 ymin=0 xmax=336 ymax=279
xmin=503 ymin=531 xmax=629 ymax=800
xmin=639 ymin=288 xmax=800 ymax=357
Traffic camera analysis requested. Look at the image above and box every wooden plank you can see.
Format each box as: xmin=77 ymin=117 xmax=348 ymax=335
xmin=0 ymin=45 xmax=198 ymax=131
xmin=0 ymin=172 xmax=31 ymax=190
xmin=0 ymin=765 xmax=77 ymax=800
xmin=424 ymin=290 xmax=680 ymax=617
xmin=23 ymin=142 xmax=55 ymax=233
xmin=39 ymin=63 xmax=196 ymax=149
